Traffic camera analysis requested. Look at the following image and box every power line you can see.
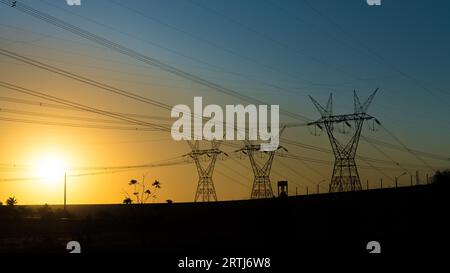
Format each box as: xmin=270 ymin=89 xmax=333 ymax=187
xmin=0 ymin=80 xmax=170 ymax=131
xmin=0 ymin=169 xmax=132 ymax=182
xmin=276 ymin=159 xmax=315 ymax=185
xmin=281 ymin=137 xmax=443 ymax=169
xmin=277 ymin=152 xmax=327 ymax=179
xmin=265 ymin=0 xmax=382 ymax=67
xmin=220 ymin=160 xmax=251 ymax=183
xmin=359 ymin=159 xmax=394 ymax=183
xmin=41 ymin=0 xmax=315 ymax=93
xmin=380 ymin=124 xmax=436 ymax=172
xmin=0 ymin=22 xmax=311 ymax=97
xmin=0 ymin=157 xmax=189 ymax=182
xmin=0 ymin=81 xmax=247 ymax=153
xmin=0 ymin=107 xmax=170 ymax=126
xmin=299 ymin=0 xmax=450 ymax=103
xmin=0 ymin=48 xmax=174 ymax=112
xmin=362 ymin=136 xmax=412 ymax=176
xmin=216 ymin=168 xmax=251 ymax=190
xmin=42 ymin=0 xmax=320 ymax=89
xmin=186 ymin=0 xmax=364 ymax=81
xmin=361 ymin=135 xmax=450 ymax=162
xmin=0 ymin=96 xmax=173 ymax=122
xmin=0 ymin=49 xmax=276 ymax=137
xmin=0 ymin=116 xmax=161 ymax=131
xmin=69 ymin=157 xmax=187 ymax=172
xmin=0 ymin=1 xmax=311 ymax=122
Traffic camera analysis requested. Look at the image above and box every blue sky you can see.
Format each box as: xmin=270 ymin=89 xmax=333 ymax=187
xmin=67 ymin=0 xmax=450 ymax=148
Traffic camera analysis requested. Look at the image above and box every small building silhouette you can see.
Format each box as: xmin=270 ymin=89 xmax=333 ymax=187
xmin=277 ymin=181 xmax=288 ymax=198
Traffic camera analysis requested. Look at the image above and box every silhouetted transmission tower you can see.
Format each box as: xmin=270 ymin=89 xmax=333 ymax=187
xmin=308 ymin=89 xmax=379 ymax=192
xmin=237 ymin=140 xmax=287 ymax=199
xmin=185 ymin=140 xmax=227 ymax=202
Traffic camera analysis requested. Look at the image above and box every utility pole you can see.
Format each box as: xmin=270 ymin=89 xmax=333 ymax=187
xmin=64 ymin=172 xmax=67 ymax=211
xmin=395 ymin=172 xmax=407 ymax=188
xmin=308 ymin=89 xmax=379 ymax=192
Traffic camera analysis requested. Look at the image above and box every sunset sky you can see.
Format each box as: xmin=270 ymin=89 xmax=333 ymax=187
xmin=0 ymin=0 xmax=449 ymax=205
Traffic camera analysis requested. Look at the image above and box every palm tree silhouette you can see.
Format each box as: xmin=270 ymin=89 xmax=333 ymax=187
xmin=6 ymin=196 xmax=17 ymax=206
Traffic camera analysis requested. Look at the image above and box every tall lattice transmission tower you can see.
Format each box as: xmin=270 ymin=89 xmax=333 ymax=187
xmin=185 ymin=140 xmax=227 ymax=202
xmin=308 ymin=89 xmax=379 ymax=192
xmin=237 ymin=136 xmax=287 ymax=199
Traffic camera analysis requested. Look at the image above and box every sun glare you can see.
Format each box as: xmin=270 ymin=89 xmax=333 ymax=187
xmin=33 ymin=153 xmax=68 ymax=185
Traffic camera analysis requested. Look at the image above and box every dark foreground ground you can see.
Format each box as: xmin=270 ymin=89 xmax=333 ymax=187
xmin=0 ymin=181 xmax=448 ymax=260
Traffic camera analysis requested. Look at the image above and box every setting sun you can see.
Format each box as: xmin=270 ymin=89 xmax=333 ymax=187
xmin=32 ymin=153 xmax=68 ymax=185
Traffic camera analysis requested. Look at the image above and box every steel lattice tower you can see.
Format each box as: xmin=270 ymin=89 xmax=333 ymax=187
xmin=308 ymin=89 xmax=379 ymax=193
xmin=186 ymin=140 xmax=227 ymax=202
xmin=237 ymin=143 xmax=287 ymax=199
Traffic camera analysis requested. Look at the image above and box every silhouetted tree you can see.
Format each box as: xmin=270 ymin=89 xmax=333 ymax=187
xmin=432 ymin=169 xmax=450 ymax=190
xmin=6 ymin=196 xmax=17 ymax=206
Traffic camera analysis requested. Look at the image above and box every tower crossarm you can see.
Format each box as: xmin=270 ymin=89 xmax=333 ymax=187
xmin=307 ymin=113 xmax=375 ymax=125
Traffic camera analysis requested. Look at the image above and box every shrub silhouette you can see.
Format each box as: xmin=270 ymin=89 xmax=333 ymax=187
xmin=432 ymin=169 xmax=450 ymax=192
